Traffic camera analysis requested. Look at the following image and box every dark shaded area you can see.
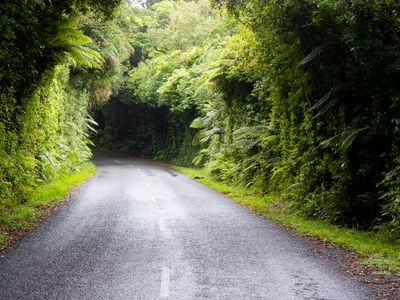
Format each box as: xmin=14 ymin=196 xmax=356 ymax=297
xmin=93 ymin=97 xmax=199 ymax=166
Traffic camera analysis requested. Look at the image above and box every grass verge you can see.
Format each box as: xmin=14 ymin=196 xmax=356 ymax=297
xmin=0 ymin=162 xmax=95 ymax=249
xmin=176 ymin=166 xmax=400 ymax=274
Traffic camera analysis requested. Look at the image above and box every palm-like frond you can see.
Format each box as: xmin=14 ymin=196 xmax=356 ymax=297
xmin=67 ymin=45 xmax=102 ymax=68
xmin=309 ymin=89 xmax=333 ymax=111
xmin=309 ymin=89 xmax=340 ymax=118
xmin=50 ymin=18 xmax=103 ymax=68
xmin=200 ymin=127 xmax=220 ymax=144
xmin=320 ymin=127 xmax=367 ymax=151
xmin=298 ymin=46 xmax=324 ymax=66
xmin=233 ymin=125 xmax=272 ymax=151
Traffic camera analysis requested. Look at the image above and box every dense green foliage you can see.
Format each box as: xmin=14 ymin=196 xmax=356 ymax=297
xmin=2 ymin=0 xmax=399 ymax=243
xmin=208 ymin=0 xmax=400 ymax=239
xmin=96 ymin=0 xmax=400 ymax=241
xmin=95 ymin=0 xmax=214 ymax=165
xmin=0 ymin=1 xmax=123 ymax=211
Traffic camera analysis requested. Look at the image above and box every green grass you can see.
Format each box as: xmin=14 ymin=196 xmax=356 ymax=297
xmin=176 ymin=166 xmax=400 ymax=274
xmin=0 ymin=162 xmax=95 ymax=249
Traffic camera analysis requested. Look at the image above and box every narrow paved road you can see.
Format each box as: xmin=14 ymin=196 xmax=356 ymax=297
xmin=0 ymin=154 xmax=373 ymax=299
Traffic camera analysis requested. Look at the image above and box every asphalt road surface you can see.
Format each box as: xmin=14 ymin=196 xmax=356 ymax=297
xmin=0 ymin=153 xmax=375 ymax=299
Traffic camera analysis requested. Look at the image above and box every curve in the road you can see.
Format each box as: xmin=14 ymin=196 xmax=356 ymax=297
xmin=0 ymin=153 xmax=376 ymax=299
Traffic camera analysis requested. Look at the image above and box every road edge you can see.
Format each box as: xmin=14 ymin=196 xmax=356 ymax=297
xmin=173 ymin=165 xmax=400 ymax=299
xmin=0 ymin=162 xmax=96 ymax=251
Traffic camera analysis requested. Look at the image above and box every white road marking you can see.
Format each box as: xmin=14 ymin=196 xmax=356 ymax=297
xmin=137 ymin=168 xmax=141 ymax=171
xmin=158 ymin=220 xmax=172 ymax=238
xmin=146 ymin=182 xmax=150 ymax=187
xmin=152 ymin=197 xmax=157 ymax=203
xmin=160 ymin=267 xmax=170 ymax=298
xmin=128 ymin=164 xmax=134 ymax=167
xmin=158 ymin=220 xmax=166 ymax=231
xmin=141 ymin=174 xmax=145 ymax=178
xmin=113 ymin=160 xmax=122 ymax=163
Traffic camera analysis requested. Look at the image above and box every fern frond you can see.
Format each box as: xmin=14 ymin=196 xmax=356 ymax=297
xmin=320 ymin=127 xmax=367 ymax=151
xmin=298 ymin=46 xmax=324 ymax=66
xmin=233 ymin=125 xmax=271 ymax=151
xmin=319 ymin=97 xmax=339 ymax=113
xmin=313 ymin=98 xmax=340 ymax=118
xmin=25 ymin=0 xmax=45 ymax=8
xmin=68 ymin=45 xmax=103 ymax=68
xmin=242 ymin=153 xmax=264 ymax=172
xmin=52 ymin=30 xmax=93 ymax=47
xmin=201 ymin=127 xmax=220 ymax=144
xmin=309 ymin=89 xmax=333 ymax=111
xmin=50 ymin=18 xmax=102 ymax=68
xmin=309 ymin=89 xmax=340 ymax=118
xmin=85 ymin=116 xmax=98 ymax=133
xmin=271 ymin=166 xmax=288 ymax=180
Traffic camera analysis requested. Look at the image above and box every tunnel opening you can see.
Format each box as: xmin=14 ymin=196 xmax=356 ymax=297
xmin=93 ymin=96 xmax=199 ymax=166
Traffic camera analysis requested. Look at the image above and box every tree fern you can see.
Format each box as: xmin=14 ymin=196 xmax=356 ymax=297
xmin=50 ymin=18 xmax=103 ymax=68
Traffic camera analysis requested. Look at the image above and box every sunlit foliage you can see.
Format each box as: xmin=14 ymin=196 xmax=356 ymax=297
xmin=0 ymin=1 xmax=122 ymax=206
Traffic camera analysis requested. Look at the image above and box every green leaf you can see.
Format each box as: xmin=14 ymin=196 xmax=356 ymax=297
xmin=309 ymin=89 xmax=333 ymax=111
xmin=320 ymin=128 xmax=367 ymax=151
xmin=298 ymin=46 xmax=324 ymax=66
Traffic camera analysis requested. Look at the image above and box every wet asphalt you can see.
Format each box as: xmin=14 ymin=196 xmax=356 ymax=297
xmin=0 ymin=153 xmax=374 ymax=299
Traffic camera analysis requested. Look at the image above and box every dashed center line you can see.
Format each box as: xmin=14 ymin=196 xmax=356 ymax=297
xmin=137 ymin=168 xmax=141 ymax=171
xmin=158 ymin=220 xmax=166 ymax=231
xmin=160 ymin=267 xmax=170 ymax=298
